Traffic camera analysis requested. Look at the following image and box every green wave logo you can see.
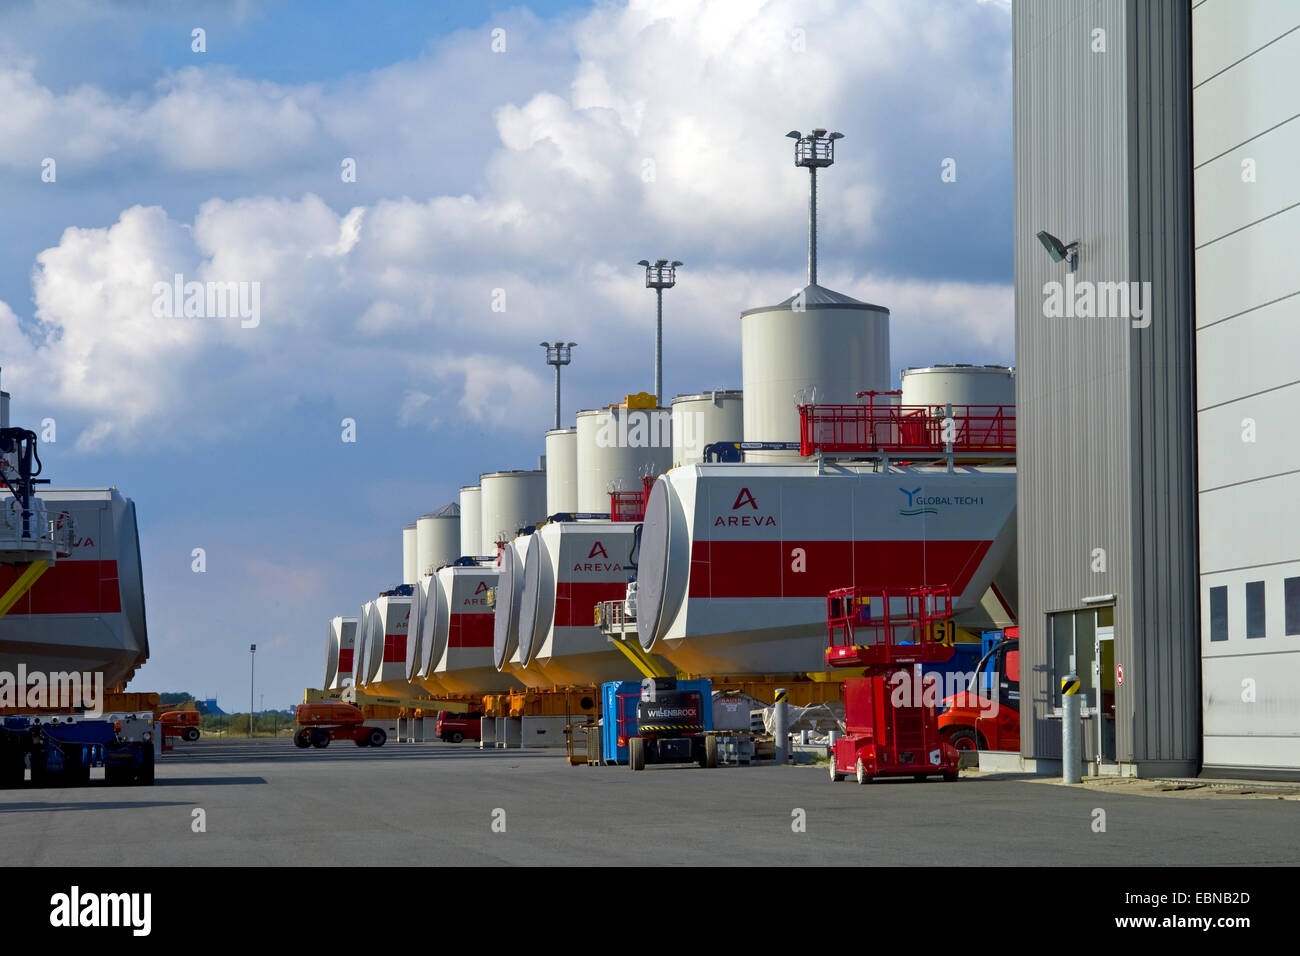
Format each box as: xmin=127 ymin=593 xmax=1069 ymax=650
xmin=899 ymin=486 xmax=936 ymax=516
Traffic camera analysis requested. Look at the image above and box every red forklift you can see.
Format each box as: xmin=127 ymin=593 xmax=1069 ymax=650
xmin=825 ymin=585 xmax=961 ymax=784
xmin=937 ymin=630 xmax=1020 ymax=752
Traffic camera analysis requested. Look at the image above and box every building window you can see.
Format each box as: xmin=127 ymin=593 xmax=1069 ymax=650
xmin=1209 ymin=586 xmax=1228 ymax=642
xmin=1286 ymin=577 xmax=1300 ymax=636
xmin=1246 ymin=581 xmax=1266 ymax=639
xmin=1049 ymin=608 xmax=1097 ymax=711
xmin=1051 ymin=613 xmax=1073 ymax=709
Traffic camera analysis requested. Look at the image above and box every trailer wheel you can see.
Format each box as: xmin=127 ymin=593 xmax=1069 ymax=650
xmin=135 ymin=746 xmax=155 ymax=786
xmin=855 ymin=757 xmax=871 ymax=785
xmin=0 ymin=747 xmax=24 ymax=789
xmin=704 ymin=734 xmax=719 ymax=769
xmin=366 ymin=728 xmax=387 ymax=748
xmin=828 ymin=757 xmax=842 ymax=782
xmin=293 ymin=729 xmax=312 ymax=748
xmin=311 ymin=728 xmax=331 ymax=749
xmin=184 ymin=727 xmax=200 ymax=742
xmin=629 ymin=736 xmax=646 ymax=771
xmin=354 ymin=736 xmax=370 ymax=747
xmin=29 ymin=755 xmax=49 ymax=789
xmin=105 ymin=762 xmax=130 ymax=786
xmin=65 ymin=755 xmax=91 ymax=788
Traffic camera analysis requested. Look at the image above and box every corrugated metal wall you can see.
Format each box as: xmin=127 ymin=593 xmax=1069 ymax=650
xmin=1013 ymin=0 xmax=1199 ymax=772
xmin=1125 ymin=0 xmax=1200 ymax=768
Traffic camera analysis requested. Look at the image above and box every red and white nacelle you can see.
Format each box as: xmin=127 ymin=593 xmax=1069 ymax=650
xmin=635 ymin=462 xmax=1017 ymax=675
xmin=515 ymin=520 xmax=642 ymax=687
xmin=423 ymin=561 xmax=519 ymax=694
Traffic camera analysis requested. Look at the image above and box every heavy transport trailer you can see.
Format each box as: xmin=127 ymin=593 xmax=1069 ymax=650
xmin=0 ymin=714 xmax=157 ymax=787
xmin=293 ymin=701 xmax=388 ymax=749
xmin=626 ymin=677 xmax=719 ymax=771
xmin=825 ymin=585 xmax=962 ymax=784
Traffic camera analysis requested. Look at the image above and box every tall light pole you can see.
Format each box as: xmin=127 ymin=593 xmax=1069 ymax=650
xmin=637 ymin=259 xmax=681 ymax=403
xmin=785 ymin=128 xmax=843 ymax=286
xmin=249 ymin=643 xmax=256 ymax=739
xmin=539 ymin=341 xmax=576 ymax=430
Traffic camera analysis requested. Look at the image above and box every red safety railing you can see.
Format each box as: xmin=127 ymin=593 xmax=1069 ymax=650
xmin=799 ymin=403 xmax=1016 ymax=457
xmin=609 ymin=474 xmax=657 ymax=522
xmin=825 ymin=585 xmax=955 ymax=670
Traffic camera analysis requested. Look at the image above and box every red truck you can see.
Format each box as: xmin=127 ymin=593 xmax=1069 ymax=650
xmin=937 ymin=634 xmax=1020 ymax=752
xmin=435 ymin=710 xmax=483 ymax=743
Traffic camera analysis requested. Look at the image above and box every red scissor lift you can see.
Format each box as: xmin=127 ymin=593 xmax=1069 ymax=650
xmin=825 ymin=585 xmax=961 ymax=784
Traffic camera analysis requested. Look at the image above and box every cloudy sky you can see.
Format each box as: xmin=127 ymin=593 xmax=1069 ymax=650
xmin=1 ymin=0 xmax=1012 ymax=708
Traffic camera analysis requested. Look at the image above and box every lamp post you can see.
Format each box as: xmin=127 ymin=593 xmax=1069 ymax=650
xmin=539 ymin=341 xmax=576 ymax=431
xmin=785 ymin=128 xmax=843 ymax=286
xmin=249 ymin=643 xmax=256 ymax=739
xmin=636 ymin=259 xmax=681 ymax=403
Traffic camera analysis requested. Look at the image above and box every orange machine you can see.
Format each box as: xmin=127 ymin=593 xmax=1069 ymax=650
xmin=294 ymin=701 xmax=389 ymax=749
xmin=160 ymin=709 xmax=201 ymax=742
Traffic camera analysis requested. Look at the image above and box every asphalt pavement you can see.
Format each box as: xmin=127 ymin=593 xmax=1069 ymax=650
xmin=1 ymin=737 xmax=1296 ymax=866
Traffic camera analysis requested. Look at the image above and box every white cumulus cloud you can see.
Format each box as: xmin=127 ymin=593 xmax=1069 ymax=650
xmin=1 ymin=0 xmax=1012 ymax=452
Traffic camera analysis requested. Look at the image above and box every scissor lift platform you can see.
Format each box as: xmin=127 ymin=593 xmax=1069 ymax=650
xmin=825 ymin=586 xmax=961 ymax=784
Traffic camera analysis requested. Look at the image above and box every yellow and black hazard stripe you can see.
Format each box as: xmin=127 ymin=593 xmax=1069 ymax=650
xmin=1060 ymin=676 xmax=1081 ymax=696
xmin=636 ymin=723 xmax=704 ymax=734
xmin=774 ymin=689 xmax=788 ymax=704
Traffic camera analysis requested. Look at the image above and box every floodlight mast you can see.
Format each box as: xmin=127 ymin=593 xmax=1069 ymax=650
xmin=638 ymin=258 xmax=681 ymax=402
xmin=539 ymin=340 xmax=575 ymax=431
xmin=787 ymin=128 xmax=843 ymax=286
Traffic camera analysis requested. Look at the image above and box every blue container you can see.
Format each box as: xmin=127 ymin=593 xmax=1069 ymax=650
xmin=601 ymin=679 xmax=713 ymax=765
xmin=980 ymin=629 xmax=1005 ymax=659
xmin=922 ymin=642 xmax=982 ymax=700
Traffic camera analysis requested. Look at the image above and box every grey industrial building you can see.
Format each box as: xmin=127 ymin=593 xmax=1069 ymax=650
xmin=1013 ymin=0 xmax=1300 ymax=778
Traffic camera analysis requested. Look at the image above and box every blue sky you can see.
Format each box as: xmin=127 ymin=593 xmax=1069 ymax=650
xmin=0 ymin=0 xmax=1013 ymax=708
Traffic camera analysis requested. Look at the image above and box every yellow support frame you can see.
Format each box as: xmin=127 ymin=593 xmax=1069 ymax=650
xmin=0 ymin=560 xmax=48 ymax=620
xmin=605 ymin=635 xmax=681 ymax=680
